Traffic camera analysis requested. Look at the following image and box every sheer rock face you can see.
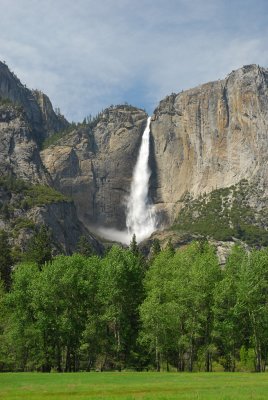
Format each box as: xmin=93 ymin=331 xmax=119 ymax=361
xmin=32 ymin=90 xmax=69 ymax=136
xmin=0 ymin=61 xmax=68 ymax=142
xmin=0 ymin=104 xmax=50 ymax=184
xmin=41 ymin=107 xmax=148 ymax=230
xmin=0 ymin=62 xmax=43 ymax=137
xmin=150 ymin=64 xmax=268 ymax=224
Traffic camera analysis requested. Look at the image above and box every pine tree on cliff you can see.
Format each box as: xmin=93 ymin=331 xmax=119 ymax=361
xmin=129 ymin=234 xmax=139 ymax=256
xmin=76 ymin=235 xmax=94 ymax=257
xmin=24 ymin=225 xmax=52 ymax=268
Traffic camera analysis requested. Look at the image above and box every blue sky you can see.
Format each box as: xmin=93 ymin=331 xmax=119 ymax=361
xmin=1 ymin=0 xmax=268 ymax=121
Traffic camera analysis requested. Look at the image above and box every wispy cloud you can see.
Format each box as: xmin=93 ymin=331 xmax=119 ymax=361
xmin=0 ymin=0 xmax=267 ymax=121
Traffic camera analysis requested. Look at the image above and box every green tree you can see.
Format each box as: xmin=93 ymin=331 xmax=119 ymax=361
xmin=129 ymin=234 xmax=139 ymax=256
xmin=24 ymin=225 xmax=52 ymax=268
xmin=150 ymin=239 xmax=161 ymax=262
xmin=213 ymin=245 xmax=246 ymax=371
xmin=139 ymin=248 xmax=175 ymax=371
xmin=76 ymin=235 xmax=94 ymax=257
xmin=0 ymin=230 xmax=12 ymax=290
xmin=4 ymin=262 xmax=40 ymax=371
xmin=98 ymin=246 xmax=144 ymax=369
xmin=140 ymin=242 xmax=221 ymax=372
xmin=236 ymin=249 xmax=268 ymax=372
xmin=165 ymin=238 xmax=175 ymax=255
xmin=33 ymin=254 xmax=100 ymax=372
xmin=0 ymin=279 xmax=8 ymax=370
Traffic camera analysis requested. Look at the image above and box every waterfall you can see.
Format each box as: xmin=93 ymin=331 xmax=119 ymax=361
xmin=126 ymin=117 xmax=156 ymax=242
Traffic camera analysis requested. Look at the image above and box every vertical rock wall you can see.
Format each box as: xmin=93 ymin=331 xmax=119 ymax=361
xmin=150 ymin=65 xmax=268 ymax=223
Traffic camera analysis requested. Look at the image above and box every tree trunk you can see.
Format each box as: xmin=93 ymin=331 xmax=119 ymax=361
xmin=155 ymin=337 xmax=160 ymax=372
xmin=65 ymin=347 xmax=71 ymax=372
xmin=56 ymin=343 xmax=62 ymax=372
xmin=205 ymin=351 xmax=210 ymax=372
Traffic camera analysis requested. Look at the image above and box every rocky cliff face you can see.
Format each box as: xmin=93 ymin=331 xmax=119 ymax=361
xmin=41 ymin=106 xmax=147 ymax=230
xmin=0 ymin=103 xmax=50 ymax=184
xmin=0 ymin=62 xmax=100 ymax=253
xmin=32 ymin=90 xmax=69 ymax=137
xmin=0 ymin=62 xmax=67 ymax=143
xmin=0 ymin=183 xmax=100 ymax=254
xmin=150 ymin=64 xmax=268 ymax=224
xmin=1 ymin=61 xmax=267 ymax=249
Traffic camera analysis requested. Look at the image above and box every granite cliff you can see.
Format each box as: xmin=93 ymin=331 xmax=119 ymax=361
xmin=150 ymin=64 xmax=268 ymax=227
xmin=0 ymin=61 xmax=99 ymax=253
xmin=0 ymin=61 xmax=267 ymax=251
xmin=40 ymin=106 xmax=147 ymax=231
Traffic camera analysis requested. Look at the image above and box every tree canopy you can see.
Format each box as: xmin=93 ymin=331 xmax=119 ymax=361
xmin=0 ymin=240 xmax=268 ymax=373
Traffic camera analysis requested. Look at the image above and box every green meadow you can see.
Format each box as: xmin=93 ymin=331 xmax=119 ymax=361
xmin=0 ymin=372 xmax=267 ymax=400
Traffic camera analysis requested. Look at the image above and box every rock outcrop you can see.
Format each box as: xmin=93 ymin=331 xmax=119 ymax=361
xmin=32 ymin=90 xmax=68 ymax=137
xmin=41 ymin=106 xmax=147 ymax=230
xmin=0 ymin=62 xmax=100 ymax=252
xmin=150 ymin=64 xmax=268 ymax=224
xmin=0 ymin=61 xmax=68 ymax=143
xmin=0 ymin=184 xmax=100 ymax=254
xmin=0 ymin=103 xmax=49 ymax=184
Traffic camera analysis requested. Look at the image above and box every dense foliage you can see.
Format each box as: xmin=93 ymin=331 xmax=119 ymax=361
xmin=1 ymin=239 xmax=268 ymax=373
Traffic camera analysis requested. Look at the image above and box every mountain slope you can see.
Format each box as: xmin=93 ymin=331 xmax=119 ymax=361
xmin=0 ymin=62 xmax=100 ymax=253
xmin=1 ymin=61 xmax=267 ymax=250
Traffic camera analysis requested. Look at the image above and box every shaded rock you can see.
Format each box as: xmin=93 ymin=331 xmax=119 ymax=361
xmin=26 ymin=202 xmax=102 ymax=254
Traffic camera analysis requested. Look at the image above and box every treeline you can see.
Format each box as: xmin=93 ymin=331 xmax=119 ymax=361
xmin=0 ymin=236 xmax=268 ymax=373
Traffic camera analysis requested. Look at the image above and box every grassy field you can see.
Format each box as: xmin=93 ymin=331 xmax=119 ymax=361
xmin=0 ymin=372 xmax=268 ymax=400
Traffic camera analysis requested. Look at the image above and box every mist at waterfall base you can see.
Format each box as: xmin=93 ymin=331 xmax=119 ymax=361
xmin=95 ymin=117 xmax=156 ymax=245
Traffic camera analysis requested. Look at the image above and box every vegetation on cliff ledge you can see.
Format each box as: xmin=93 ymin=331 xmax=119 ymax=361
xmin=0 ymin=175 xmax=71 ymax=210
xmin=173 ymin=180 xmax=268 ymax=247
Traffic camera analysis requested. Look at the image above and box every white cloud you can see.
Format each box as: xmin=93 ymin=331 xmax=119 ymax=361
xmin=0 ymin=0 xmax=267 ymax=120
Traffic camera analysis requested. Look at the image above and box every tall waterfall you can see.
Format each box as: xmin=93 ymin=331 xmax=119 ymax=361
xmin=126 ymin=117 xmax=156 ymax=242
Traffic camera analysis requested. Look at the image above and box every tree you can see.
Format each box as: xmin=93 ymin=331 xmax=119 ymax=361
xmin=150 ymin=239 xmax=161 ymax=261
xmin=235 ymin=249 xmax=268 ymax=372
xmin=24 ymin=226 xmax=52 ymax=268
xmin=129 ymin=234 xmax=139 ymax=256
xmin=33 ymin=254 xmax=100 ymax=372
xmin=188 ymin=242 xmax=221 ymax=372
xmin=98 ymin=246 xmax=144 ymax=369
xmin=0 ymin=230 xmax=12 ymax=290
xmin=139 ymin=248 xmax=176 ymax=371
xmin=4 ymin=262 xmax=40 ymax=371
xmin=165 ymin=238 xmax=175 ymax=255
xmin=140 ymin=242 xmax=221 ymax=372
xmin=76 ymin=236 xmax=94 ymax=257
xmin=213 ymin=245 xmax=246 ymax=371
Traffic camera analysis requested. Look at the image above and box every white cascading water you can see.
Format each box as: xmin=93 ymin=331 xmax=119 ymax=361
xmin=126 ymin=117 xmax=156 ymax=242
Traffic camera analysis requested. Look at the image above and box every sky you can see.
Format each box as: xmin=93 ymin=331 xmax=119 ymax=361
xmin=0 ymin=0 xmax=268 ymax=122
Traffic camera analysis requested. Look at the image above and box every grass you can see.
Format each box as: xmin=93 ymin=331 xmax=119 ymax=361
xmin=0 ymin=372 xmax=268 ymax=400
